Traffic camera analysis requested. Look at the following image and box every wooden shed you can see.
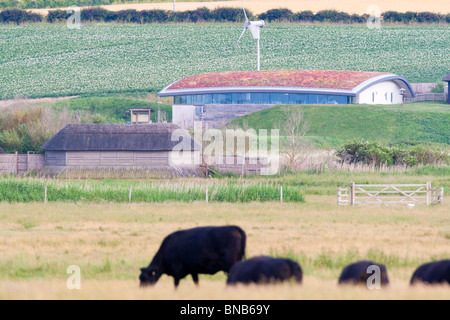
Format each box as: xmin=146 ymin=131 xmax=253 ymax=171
xmin=40 ymin=123 xmax=202 ymax=174
xmin=443 ymin=72 xmax=450 ymax=104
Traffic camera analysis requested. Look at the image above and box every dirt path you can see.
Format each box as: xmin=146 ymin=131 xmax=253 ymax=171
xmin=0 ymin=96 xmax=77 ymax=111
xmin=29 ymin=0 xmax=450 ymax=16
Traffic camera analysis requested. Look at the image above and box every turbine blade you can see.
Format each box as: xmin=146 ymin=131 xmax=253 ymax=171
xmin=241 ymin=0 xmax=248 ymax=21
xmin=237 ymin=26 xmax=246 ymax=43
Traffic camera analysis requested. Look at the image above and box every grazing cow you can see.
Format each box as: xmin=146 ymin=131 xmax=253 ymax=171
xmin=338 ymin=260 xmax=389 ymax=287
xmin=226 ymin=256 xmax=303 ymax=285
xmin=410 ymin=260 xmax=450 ymax=285
xmin=139 ymin=225 xmax=246 ymax=288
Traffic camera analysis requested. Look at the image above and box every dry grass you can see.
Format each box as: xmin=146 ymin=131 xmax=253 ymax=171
xmin=0 ymin=196 xmax=449 ymax=299
xmin=29 ymin=0 xmax=450 ymax=16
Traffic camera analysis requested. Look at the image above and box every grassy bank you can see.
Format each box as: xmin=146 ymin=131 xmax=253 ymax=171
xmin=230 ymin=102 xmax=450 ymax=147
xmin=52 ymin=96 xmax=172 ymax=123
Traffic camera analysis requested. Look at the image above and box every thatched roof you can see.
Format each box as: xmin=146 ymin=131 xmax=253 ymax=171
xmin=443 ymin=73 xmax=450 ymax=82
xmin=41 ymin=123 xmax=202 ymax=152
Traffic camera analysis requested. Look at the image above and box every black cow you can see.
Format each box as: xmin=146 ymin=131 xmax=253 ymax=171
xmin=338 ymin=260 xmax=389 ymax=287
xmin=410 ymin=259 xmax=450 ymax=285
xmin=139 ymin=225 xmax=246 ymax=288
xmin=226 ymin=256 xmax=303 ymax=285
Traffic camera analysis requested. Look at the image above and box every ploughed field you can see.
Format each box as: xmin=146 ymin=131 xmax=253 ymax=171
xmin=0 ymin=197 xmax=448 ymax=299
xmin=1 ymin=24 xmax=449 ymax=99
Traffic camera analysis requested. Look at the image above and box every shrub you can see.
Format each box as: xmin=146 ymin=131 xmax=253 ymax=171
xmin=211 ymin=7 xmax=248 ymax=22
xmin=258 ymin=8 xmax=293 ymax=22
xmin=0 ymin=8 xmax=42 ymax=24
xmin=114 ymin=9 xmax=140 ymax=23
xmin=46 ymin=9 xmax=70 ymax=23
xmin=416 ymin=11 xmax=441 ymax=23
xmin=81 ymin=7 xmax=112 ymax=22
xmin=141 ymin=9 xmax=169 ymax=23
xmin=382 ymin=11 xmax=403 ymax=23
xmin=336 ymin=139 xmax=393 ymax=166
xmin=314 ymin=10 xmax=351 ymax=23
xmin=174 ymin=7 xmax=212 ymax=23
xmin=337 ymin=139 xmax=450 ymax=167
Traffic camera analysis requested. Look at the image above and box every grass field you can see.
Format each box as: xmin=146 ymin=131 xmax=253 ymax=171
xmin=0 ymin=197 xmax=449 ymax=299
xmin=1 ymin=24 xmax=449 ymax=99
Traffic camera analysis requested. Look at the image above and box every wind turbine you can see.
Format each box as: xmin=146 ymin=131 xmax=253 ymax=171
xmin=237 ymin=1 xmax=265 ymax=71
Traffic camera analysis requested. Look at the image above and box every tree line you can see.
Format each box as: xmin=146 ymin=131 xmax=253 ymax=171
xmin=1 ymin=7 xmax=450 ymax=25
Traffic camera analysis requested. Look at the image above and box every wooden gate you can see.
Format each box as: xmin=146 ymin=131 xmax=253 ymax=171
xmin=337 ymin=182 xmax=444 ymax=206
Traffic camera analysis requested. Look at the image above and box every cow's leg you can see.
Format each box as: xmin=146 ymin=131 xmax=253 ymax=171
xmin=191 ymin=273 xmax=199 ymax=286
xmin=174 ymin=277 xmax=180 ymax=288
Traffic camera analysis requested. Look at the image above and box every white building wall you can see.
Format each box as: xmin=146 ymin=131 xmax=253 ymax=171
xmin=357 ymin=81 xmax=403 ymax=104
xmin=172 ymin=104 xmax=195 ymax=129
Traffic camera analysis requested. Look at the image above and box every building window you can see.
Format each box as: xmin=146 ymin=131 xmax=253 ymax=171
xmin=173 ymin=92 xmax=352 ymax=105
xmin=288 ymin=93 xmax=308 ymax=104
xmin=250 ymin=93 xmax=271 ymax=104
xmin=327 ymin=95 xmax=347 ymax=104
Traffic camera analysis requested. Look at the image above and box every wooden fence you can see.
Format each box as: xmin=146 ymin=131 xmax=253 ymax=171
xmin=337 ymin=182 xmax=444 ymax=206
xmin=405 ymin=93 xmax=445 ymax=103
xmin=0 ymin=152 xmax=45 ymax=175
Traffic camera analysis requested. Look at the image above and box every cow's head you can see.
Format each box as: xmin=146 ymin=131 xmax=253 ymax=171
xmin=139 ymin=267 xmax=161 ymax=287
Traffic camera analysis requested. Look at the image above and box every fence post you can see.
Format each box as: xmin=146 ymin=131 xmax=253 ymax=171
xmin=438 ymin=188 xmax=444 ymax=205
xmin=337 ymin=187 xmax=341 ymax=205
xmin=426 ymin=181 xmax=431 ymax=206
xmin=280 ymin=186 xmax=283 ymax=203
xmin=206 ymin=187 xmax=209 ymax=203
xmin=350 ymin=182 xmax=355 ymax=206
xmin=129 ymin=185 xmax=132 ymax=203
xmin=15 ymin=151 xmax=19 ymax=174
xmin=44 ymin=185 xmax=47 ymax=204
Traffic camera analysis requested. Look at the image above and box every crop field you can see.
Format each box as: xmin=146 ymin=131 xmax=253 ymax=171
xmin=0 ymin=198 xmax=449 ymax=300
xmin=1 ymin=24 xmax=449 ymax=99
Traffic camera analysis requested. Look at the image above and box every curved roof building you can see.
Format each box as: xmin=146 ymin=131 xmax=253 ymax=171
xmin=158 ymin=70 xmax=415 ymax=105
xmin=158 ymin=70 xmax=415 ymax=128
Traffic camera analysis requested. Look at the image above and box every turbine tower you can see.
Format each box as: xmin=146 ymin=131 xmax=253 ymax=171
xmin=237 ymin=1 xmax=265 ymax=71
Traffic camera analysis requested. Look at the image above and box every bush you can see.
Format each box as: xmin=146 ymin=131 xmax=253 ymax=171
xmin=293 ymin=10 xmax=315 ymax=22
xmin=382 ymin=11 xmax=403 ymax=23
xmin=0 ymin=8 xmax=42 ymax=24
xmin=46 ymin=10 xmax=68 ymax=23
xmin=141 ymin=9 xmax=169 ymax=23
xmin=211 ymin=7 xmax=248 ymax=22
xmin=174 ymin=7 xmax=211 ymax=23
xmin=81 ymin=7 xmax=112 ymax=22
xmin=114 ymin=9 xmax=140 ymax=23
xmin=258 ymin=8 xmax=293 ymax=22
xmin=336 ymin=139 xmax=393 ymax=166
xmin=314 ymin=10 xmax=351 ymax=23
xmin=416 ymin=12 xmax=441 ymax=23
xmin=337 ymin=139 xmax=450 ymax=167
